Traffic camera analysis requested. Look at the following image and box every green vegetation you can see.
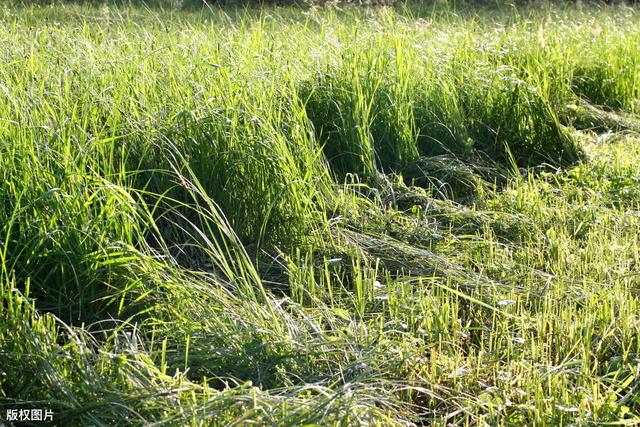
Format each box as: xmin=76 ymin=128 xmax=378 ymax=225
xmin=1 ymin=2 xmax=640 ymax=425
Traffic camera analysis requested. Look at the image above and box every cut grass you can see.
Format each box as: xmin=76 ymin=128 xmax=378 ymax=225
xmin=1 ymin=1 xmax=640 ymax=425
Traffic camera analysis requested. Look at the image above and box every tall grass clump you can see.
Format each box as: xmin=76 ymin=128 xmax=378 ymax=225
xmin=142 ymin=88 xmax=331 ymax=248
xmin=571 ymin=20 xmax=640 ymax=113
xmin=303 ymin=16 xmax=586 ymax=182
xmin=303 ymin=44 xmax=419 ymax=178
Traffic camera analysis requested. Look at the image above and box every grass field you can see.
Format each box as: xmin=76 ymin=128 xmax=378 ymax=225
xmin=1 ymin=1 xmax=640 ymax=425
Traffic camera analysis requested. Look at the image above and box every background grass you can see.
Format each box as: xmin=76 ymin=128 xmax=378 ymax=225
xmin=1 ymin=1 xmax=640 ymax=425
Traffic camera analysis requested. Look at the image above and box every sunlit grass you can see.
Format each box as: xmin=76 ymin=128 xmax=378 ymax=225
xmin=1 ymin=1 xmax=640 ymax=425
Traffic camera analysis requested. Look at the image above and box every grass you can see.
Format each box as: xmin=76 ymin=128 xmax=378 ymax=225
xmin=1 ymin=1 xmax=640 ymax=425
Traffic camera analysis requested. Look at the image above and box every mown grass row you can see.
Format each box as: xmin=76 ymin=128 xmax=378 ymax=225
xmin=1 ymin=2 xmax=640 ymax=425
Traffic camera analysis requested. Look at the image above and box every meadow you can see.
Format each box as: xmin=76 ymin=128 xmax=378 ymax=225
xmin=1 ymin=1 xmax=640 ymax=425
